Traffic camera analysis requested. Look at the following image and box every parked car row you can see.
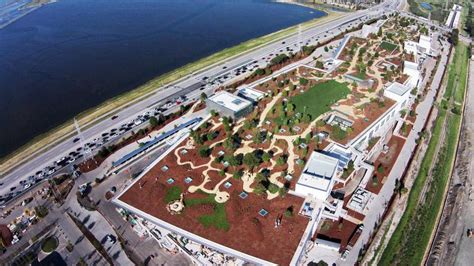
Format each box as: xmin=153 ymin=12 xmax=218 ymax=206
xmin=1 ymin=94 xmax=193 ymax=205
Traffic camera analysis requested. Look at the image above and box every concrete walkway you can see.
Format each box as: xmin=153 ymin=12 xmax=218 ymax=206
xmin=344 ymin=38 xmax=451 ymax=264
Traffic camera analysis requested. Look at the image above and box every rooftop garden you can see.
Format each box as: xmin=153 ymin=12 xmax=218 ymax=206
xmin=379 ymin=41 xmax=398 ymax=52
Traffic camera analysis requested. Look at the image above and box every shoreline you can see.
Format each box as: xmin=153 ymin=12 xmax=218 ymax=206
xmin=0 ymin=0 xmax=55 ymax=29
xmin=0 ymin=9 xmax=344 ymax=176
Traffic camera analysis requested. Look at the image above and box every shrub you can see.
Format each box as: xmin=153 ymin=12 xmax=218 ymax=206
xmin=372 ymin=175 xmax=379 ymax=186
xmin=262 ymin=152 xmax=271 ymax=162
xmin=270 ymin=54 xmax=289 ymax=65
xmin=267 ymin=183 xmax=280 ymax=194
xmin=243 ymin=152 xmax=260 ymax=169
xmin=253 ymin=183 xmax=266 ymax=195
xmin=276 ymin=156 xmax=286 ymax=166
xmin=232 ymin=170 xmax=243 ymax=180
xmin=35 ymin=205 xmax=49 ymax=218
xmin=198 ymin=146 xmax=211 ymax=157
xmin=41 ymin=236 xmax=58 ymax=253
xmin=331 ymin=125 xmax=347 ymax=141
xmin=377 ymin=164 xmax=385 ymax=174
xmin=299 ymin=77 xmax=309 ymax=86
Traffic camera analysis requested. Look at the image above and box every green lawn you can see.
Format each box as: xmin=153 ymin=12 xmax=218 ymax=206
xmin=164 ymin=186 xmax=182 ymax=203
xmin=380 ymin=41 xmax=398 ymax=52
xmin=453 ymin=44 xmax=469 ymax=103
xmin=41 ymin=236 xmax=59 ymax=253
xmin=290 ymin=80 xmax=351 ymax=119
xmin=184 ymin=194 xmax=230 ymax=231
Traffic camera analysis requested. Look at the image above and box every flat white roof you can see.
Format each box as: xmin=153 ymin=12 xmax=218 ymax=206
xmin=404 ymin=41 xmax=417 ymax=48
xmin=238 ymin=87 xmax=264 ymax=101
xmin=419 ymin=35 xmax=431 ymax=49
xmin=297 ymin=152 xmax=338 ymax=192
xmin=208 ymin=91 xmax=252 ymax=112
xmin=386 ymin=82 xmax=410 ymax=97
xmin=404 ymin=60 xmax=418 ymax=70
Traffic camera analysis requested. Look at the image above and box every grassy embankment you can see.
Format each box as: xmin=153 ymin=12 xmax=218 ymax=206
xmin=0 ymin=11 xmax=344 ymax=176
xmin=379 ymin=43 xmax=468 ymax=265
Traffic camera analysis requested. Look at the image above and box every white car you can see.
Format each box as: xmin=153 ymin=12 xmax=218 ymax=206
xmin=23 ymin=183 xmax=31 ymax=190
xmin=67 ymin=158 xmax=75 ymax=164
xmin=55 ymin=157 xmax=66 ymax=164
xmin=47 ymin=168 xmax=55 ymax=175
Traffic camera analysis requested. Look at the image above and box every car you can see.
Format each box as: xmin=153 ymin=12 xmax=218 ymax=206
xmin=106 ymin=234 xmax=116 ymax=244
xmin=10 ymin=187 xmax=16 ymax=191
xmin=111 ymin=115 xmax=118 ymax=120
xmin=67 ymin=158 xmax=75 ymax=164
xmin=55 ymin=157 xmax=66 ymax=164
xmin=23 ymin=183 xmax=31 ymax=190
xmin=73 ymin=137 xmax=80 ymax=143
xmin=0 ymin=182 xmax=3 ymax=186
xmin=47 ymin=168 xmax=55 ymax=175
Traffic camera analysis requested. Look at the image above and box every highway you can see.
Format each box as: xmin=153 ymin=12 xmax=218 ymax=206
xmin=0 ymin=0 xmax=402 ymax=201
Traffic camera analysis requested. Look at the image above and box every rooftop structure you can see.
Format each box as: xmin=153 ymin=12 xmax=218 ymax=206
xmin=333 ymin=35 xmax=351 ymax=60
xmin=111 ymin=117 xmax=203 ymax=168
xmin=237 ymin=87 xmax=265 ymax=103
xmin=295 ymin=151 xmax=339 ymax=200
xmin=418 ymin=35 xmax=431 ymax=52
xmin=404 ymin=34 xmax=436 ymax=62
xmin=384 ymin=82 xmax=411 ymax=106
xmin=359 ymin=19 xmax=385 ymax=38
xmin=403 ymin=61 xmax=421 ymax=89
xmin=206 ymin=91 xmax=253 ymax=119
xmin=314 ymin=237 xmax=341 ymax=251
xmin=326 ymin=112 xmax=354 ymax=131
xmin=446 ymin=4 xmax=462 ymax=28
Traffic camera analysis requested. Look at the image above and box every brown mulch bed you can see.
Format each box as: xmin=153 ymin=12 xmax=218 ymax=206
xmin=365 ymin=135 xmax=405 ymax=194
xmin=314 ymin=218 xmax=359 ymax=252
xmin=118 ymin=147 xmax=310 ymax=265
